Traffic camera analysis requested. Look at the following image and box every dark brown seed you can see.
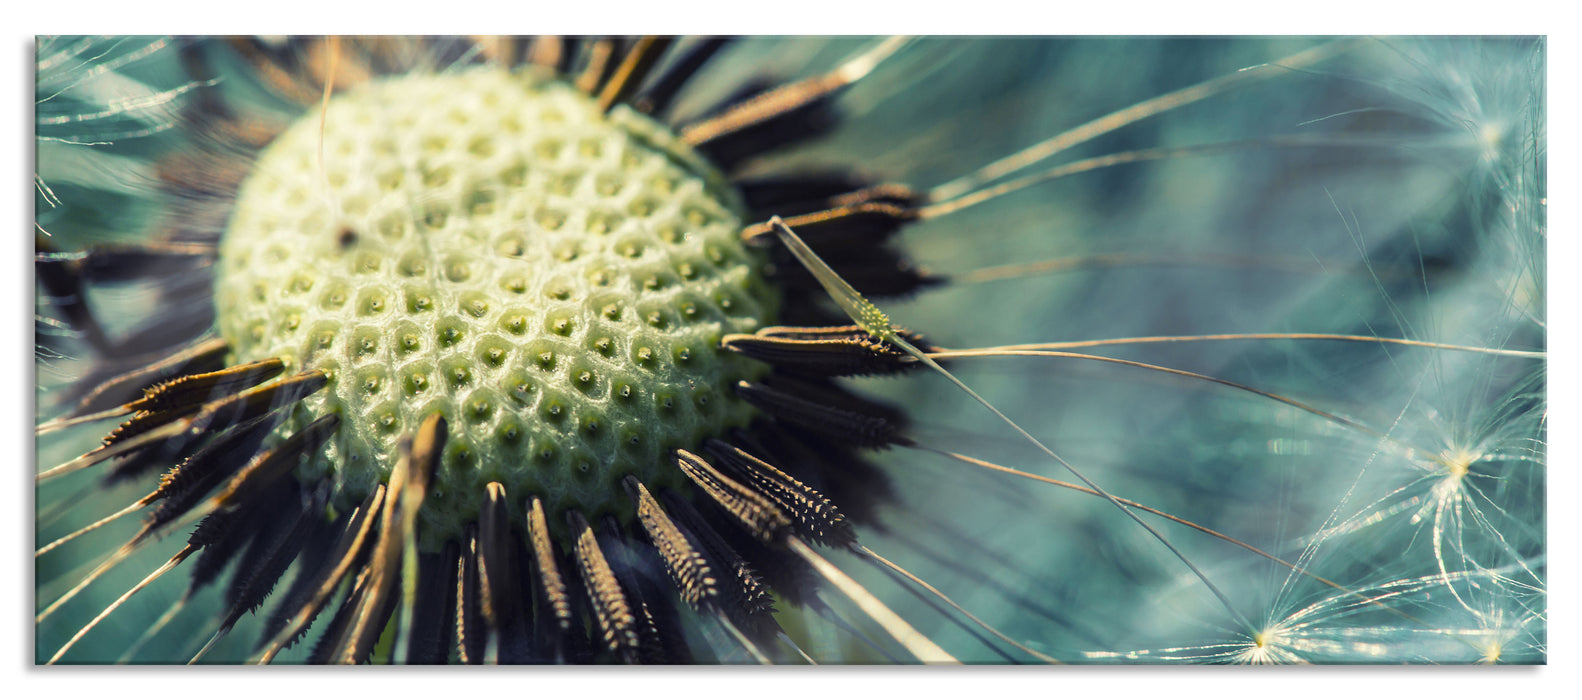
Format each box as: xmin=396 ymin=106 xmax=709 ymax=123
xmin=734 ymin=380 xmax=911 ymax=449
xmin=62 ymin=337 xmax=229 ymax=419
xmin=454 ymin=528 xmax=484 ymax=665
xmin=256 ymin=486 xmax=384 ymax=662
xmin=526 ymin=496 xmax=575 ymax=660
xmin=137 ymin=416 xmax=281 ymax=543
xmin=209 ymin=413 xmax=340 ymax=511
xmin=567 ymin=510 xmax=640 ymax=662
xmin=127 ymin=358 xmax=285 ymax=414
xmin=679 ymin=63 xmax=851 ymax=171
xmin=623 ymin=476 xmax=720 ymax=609
xmin=673 ymin=449 xmax=792 ymax=545
xmin=721 ymin=325 xmax=928 ymax=377
xmin=596 ymin=36 xmax=675 ymax=113
xmin=403 ymin=542 xmax=460 ymax=664
xmin=631 ymin=37 xmax=732 ymax=117
xmin=705 ymin=440 xmax=856 ymax=547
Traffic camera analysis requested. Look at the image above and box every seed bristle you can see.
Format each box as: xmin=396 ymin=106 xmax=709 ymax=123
xmin=704 ymin=439 xmax=856 ymax=548
xmin=624 ymin=476 xmax=720 ymax=609
xmin=631 ymin=37 xmax=732 ymax=117
xmin=526 ymin=496 xmax=575 ymax=660
xmin=734 ymin=379 xmax=911 ymax=449
xmin=567 ymin=510 xmax=640 ymax=661
xmin=254 ymin=486 xmax=384 ymax=663
xmin=55 ymin=336 xmax=228 ymax=422
xmin=673 ymin=449 xmax=791 ymax=545
xmin=722 ymin=324 xmax=927 ymax=377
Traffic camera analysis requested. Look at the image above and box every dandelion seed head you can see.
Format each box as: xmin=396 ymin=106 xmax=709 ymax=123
xmin=214 ymin=66 xmax=777 ymax=542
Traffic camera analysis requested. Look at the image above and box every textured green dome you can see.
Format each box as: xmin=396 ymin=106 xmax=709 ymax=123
xmin=214 ymin=67 xmax=778 ymax=542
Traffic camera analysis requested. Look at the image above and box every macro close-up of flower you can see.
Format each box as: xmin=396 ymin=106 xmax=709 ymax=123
xmin=33 ymin=33 xmax=1546 ymax=667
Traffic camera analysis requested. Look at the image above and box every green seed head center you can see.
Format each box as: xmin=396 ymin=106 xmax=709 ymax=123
xmin=215 ymin=67 xmax=776 ymax=541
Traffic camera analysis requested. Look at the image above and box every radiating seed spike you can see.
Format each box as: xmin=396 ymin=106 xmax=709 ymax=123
xmin=623 ymin=476 xmax=720 ymax=609
xmin=632 ymin=600 xmax=668 ymax=663
xmin=737 ymin=172 xmax=890 ymax=216
xmin=128 ymin=358 xmax=285 ymax=414
xmin=334 ymin=572 xmax=399 ymax=665
xmin=631 ymin=37 xmax=732 ymax=116
xmin=41 ymin=370 xmax=328 ymax=484
xmin=828 ymin=182 xmax=921 ymax=209
xmin=597 ymin=517 xmax=689 ymax=664
xmin=101 ymin=408 xmax=197 ymax=451
xmin=704 ymin=440 xmax=856 ymax=547
xmin=185 ymin=369 xmax=329 ymax=437
xmin=754 ymin=423 xmax=895 ymax=528
xmin=673 ymin=449 xmax=792 ymax=545
xmin=757 ymin=324 xmax=930 ymax=346
xmin=403 ymin=543 xmax=459 ymax=664
xmin=53 ymin=336 xmax=227 ymax=421
xmin=455 ymin=525 xmax=484 ymax=664
xmin=184 ymin=495 xmax=272 ymax=597
xmin=477 ymin=481 xmax=520 ymax=660
xmin=680 ymin=38 xmax=908 ymax=169
xmin=526 ymin=496 xmax=574 ymax=660
xmin=136 ymin=415 xmax=280 ymax=544
xmin=656 ymin=492 xmax=776 ymax=626
xmin=225 ymin=483 xmax=325 ymax=619
xmin=253 ymin=507 xmax=351 ymax=651
xmin=101 ymin=442 xmax=175 ymax=484
xmin=253 ymin=486 xmax=384 ymax=663
xmin=305 ymin=569 xmax=370 ymax=664
xmin=567 ymin=510 xmax=640 ymax=662
xmin=574 ymin=37 xmax=617 ymax=95
xmin=721 ymin=326 xmax=927 ymax=377
xmin=596 ymin=36 xmax=674 ymax=113
xmin=336 ymin=416 xmax=440 ymax=665
xmin=768 ymin=215 xmax=895 ymax=338
xmin=740 ymin=202 xmax=915 ymax=247
xmin=209 ymin=413 xmax=340 ymax=511
xmin=735 ymin=380 xmax=911 ymax=449
xmin=770 ymin=374 xmax=910 ymax=429
xmin=190 ymin=481 xmax=319 ymax=664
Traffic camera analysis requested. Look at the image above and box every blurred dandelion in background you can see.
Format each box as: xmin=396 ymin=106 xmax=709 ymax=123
xmin=32 ymin=29 xmax=1545 ymax=669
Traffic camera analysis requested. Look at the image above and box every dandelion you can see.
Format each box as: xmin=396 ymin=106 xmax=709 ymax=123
xmin=34 ymin=35 xmax=1545 ymax=665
